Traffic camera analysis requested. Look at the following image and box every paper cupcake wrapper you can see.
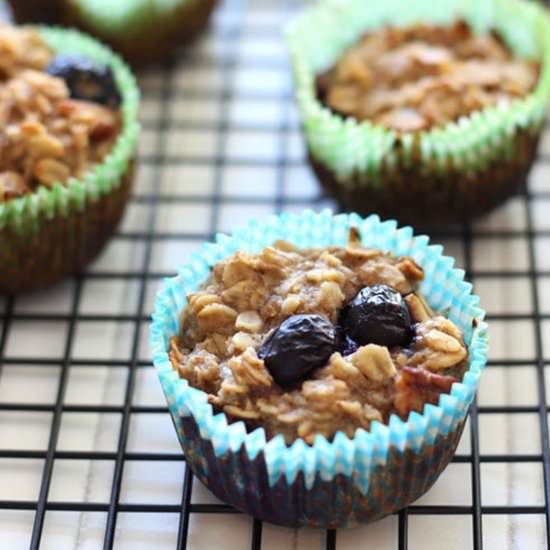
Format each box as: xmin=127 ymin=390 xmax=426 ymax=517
xmin=68 ymin=0 xmax=206 ymax=36
xmin=287 ymin=0 xmax=550 ymax=184
xmin=308 ymin=128 xmax=539 ymax=227
xmin=0 ymin=27 xmax=140 ymax=293
xmin=7 ymin=0 xmax=215 ymax=42
xmin=6 ymin=0 xmax=63 ymax=24
xmin=60 ymin=0 xmax=218 ymax=63
xmin=151 ymin=210 xmax=489 ymax=528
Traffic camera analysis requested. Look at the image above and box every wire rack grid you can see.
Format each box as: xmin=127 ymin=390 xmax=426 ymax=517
xmin=1 ymin=0 xmax=550 ymax=548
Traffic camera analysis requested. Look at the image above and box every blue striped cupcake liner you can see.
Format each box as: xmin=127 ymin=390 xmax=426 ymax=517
xmin=151 ymin=210 xmax=488 ymax=528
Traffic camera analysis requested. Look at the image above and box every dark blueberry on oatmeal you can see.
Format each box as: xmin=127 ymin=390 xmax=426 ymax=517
xmin=344 ymin=284 xmax=412 ymax=348
xmin=340 ymin=334 xmax=359 ymax=357
xmin=336 ymin=310 xmax=358 ymax=356
xmin=46 ymin=54 xmax=121 ymax=108
xmin=259 ymin=314 xmax=337 ymax=387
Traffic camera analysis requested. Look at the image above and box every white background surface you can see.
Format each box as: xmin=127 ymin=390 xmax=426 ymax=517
xmin=1 ymin=0 xmax=550 ymax=548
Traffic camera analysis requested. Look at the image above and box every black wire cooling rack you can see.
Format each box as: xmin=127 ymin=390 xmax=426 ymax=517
xmin=2 ymin=0 xmax=550 ymax=548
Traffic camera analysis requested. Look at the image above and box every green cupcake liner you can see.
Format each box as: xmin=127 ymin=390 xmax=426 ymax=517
xmin=287 ymin=0 xmax=550 ymax=224
xmin=309 ymin=129 xmax=540 ymax=226
xmin=64 ymin=0 xmax=218 ymax=64
xmin=7 ymin=0 xmax=219 ymax=64
xmin=69 ymin=0 xmax=205 ymax=36
xmin=0 ymin=27 xmax=140 ymax=293
xmin=6 ymin=1 xmax=64 ymax=24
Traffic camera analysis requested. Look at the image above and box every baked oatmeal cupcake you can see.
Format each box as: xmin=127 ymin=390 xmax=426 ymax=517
xmin=151 ymin=210 xmax=488 ymax=527
xmin=7 ymin=0 xmax=218 ymax=64
xmin=287 ymin=0 xmax=550 ymax=226
xmin=0 ymin=25 xmax=140 ymax=294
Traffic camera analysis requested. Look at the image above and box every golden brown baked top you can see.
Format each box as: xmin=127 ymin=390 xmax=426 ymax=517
xmin=317 ymin=21 xmax=539 ymax=132
xmin=169 ymin=238 xmax=469 ymax=444
xmin=0 ymin=25 xmax=121 ymax=202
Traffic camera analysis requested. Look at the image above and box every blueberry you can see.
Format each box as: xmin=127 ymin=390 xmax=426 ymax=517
xmin=335 ymin=311 xmax=358 ymax=356
xmin=46 ymin=54 xmax=121 ymax=108
xmin=258 ymin=314 xmax=337 ymax=387
xmin=340 ymin=334 xmax=359 ymax=356
xmin=343 ymin=284 xmax=412 ymax=348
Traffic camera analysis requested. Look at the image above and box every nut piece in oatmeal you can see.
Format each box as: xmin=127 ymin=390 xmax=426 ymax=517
xmin=0 ymin=25 xmax=122 ymax=203
xmin=170 ymin=235 xmax=469 ymax=444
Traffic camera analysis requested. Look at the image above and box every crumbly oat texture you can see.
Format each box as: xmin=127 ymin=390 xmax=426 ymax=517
xmin=317 ymin=21 xmax=539 ymax=132
xmin=169 ymin=240 xmax=469 ymax=444
xmin=0 ymin=25 xmax=120 ymax=202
